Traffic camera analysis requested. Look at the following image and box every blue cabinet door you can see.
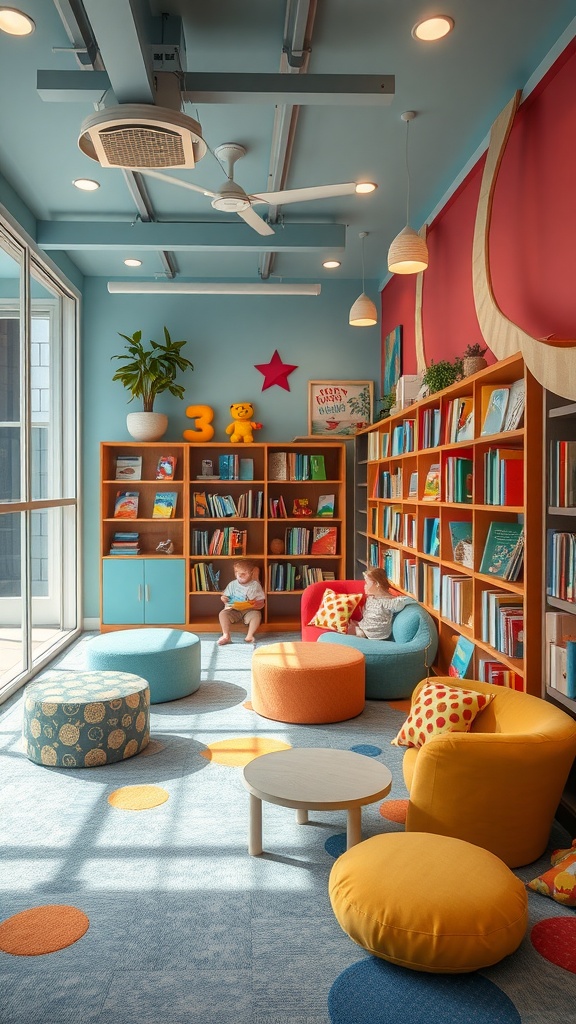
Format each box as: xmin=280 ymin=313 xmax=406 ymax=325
xmin=103 ymin=559 xmax=144 ymax=624
xmin=144 ymin=559 xmax=186 ymax=624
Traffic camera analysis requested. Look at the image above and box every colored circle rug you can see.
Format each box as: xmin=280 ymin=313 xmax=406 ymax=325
xmin=325 ymin=833 xmax=347 ymax=859
xmin=379 ymin=798 xmax=408 ymax=823
xmin=531 ymin=917 xmax=576 ymax=973
xmin=199 ymin=736 xmax=291 ymax=767
xmin=243 ymin=701 xmax=253 ymax=710
xmin=0 ymin=905 xmax=89 ymax=956
xmin=328 ymin=958 xmax=520 ymax=1024
xmin=350 ymin=744 xmax=382 ymax=757
xmin=107 ymin=785 xmax=169 ymax=810
xmin=388 ymin=699 xmax=411 ymax=713
xmin=138 ymin=738 xmax=164 ymax=757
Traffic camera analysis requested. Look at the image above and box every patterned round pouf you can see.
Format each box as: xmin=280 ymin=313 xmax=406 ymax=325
xmin=22 ymin=670 xmax=150 ymax=768
xmin=84 ymin=628 xmax=201 ymax=704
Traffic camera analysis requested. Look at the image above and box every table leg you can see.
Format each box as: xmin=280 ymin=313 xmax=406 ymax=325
xmin=296 ymin=808 xmax=308 ymax=824
xmin=249 ymin=793 xmax=263 ymax=856
xmin=346 ymin=807 xmax=362 ymax=848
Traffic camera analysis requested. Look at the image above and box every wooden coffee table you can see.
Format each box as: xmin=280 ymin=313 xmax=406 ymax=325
xmin=242 ymin=747 xmax=392 ymax=856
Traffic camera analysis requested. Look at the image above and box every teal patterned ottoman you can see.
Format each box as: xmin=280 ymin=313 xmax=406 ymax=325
xmin=22 ymin=670 xmax=150 ymax=768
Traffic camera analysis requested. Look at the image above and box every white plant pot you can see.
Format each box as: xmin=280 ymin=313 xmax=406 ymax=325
xmin=126 ymin=411 xmax=168 ymax=442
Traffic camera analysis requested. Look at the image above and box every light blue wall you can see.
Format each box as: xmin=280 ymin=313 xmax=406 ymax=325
xmin=81 ymin=277 xmax=381 ymax=618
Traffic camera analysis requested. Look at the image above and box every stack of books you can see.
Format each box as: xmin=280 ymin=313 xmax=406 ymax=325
xmin=109 ymin=531 xmax=140 ymax=555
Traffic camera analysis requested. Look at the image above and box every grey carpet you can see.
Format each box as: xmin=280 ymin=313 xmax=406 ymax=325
xmin=0 ymin=632 xmax=573 ymax=1024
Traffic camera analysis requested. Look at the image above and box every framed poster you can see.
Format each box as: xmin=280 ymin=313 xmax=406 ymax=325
xmin=308 ymin=380 xmax=374 ymax=436
xmin=382 ymin=325 xmax=402 ymax=397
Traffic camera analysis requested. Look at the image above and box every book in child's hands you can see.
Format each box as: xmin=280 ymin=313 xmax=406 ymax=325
xmin=311 ymin=525 xmax=337 ymax=554
xmin=316 ymin=494 xmax=335 ymax=517
xmin=115 ymin=455 xmax=142 ymax=480
xmin=152 ymin=492 xmax=177 ymax=518
xmin=448 ymin=635 xmax=475 ymax=678
xmin=156 ymin=455 xmax=176 ymax=480
xmin=114 ymin=491 xmax=139 ymax=518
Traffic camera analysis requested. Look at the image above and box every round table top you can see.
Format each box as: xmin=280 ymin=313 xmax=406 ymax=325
xmin=242 ymin=747 xmax=392 ymax=810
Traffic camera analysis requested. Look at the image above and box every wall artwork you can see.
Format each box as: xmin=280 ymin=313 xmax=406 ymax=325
xmin=382 ymin=326 xmax=402 ymax=397
xmin=308 ymin=380 xmax=374 ymax=436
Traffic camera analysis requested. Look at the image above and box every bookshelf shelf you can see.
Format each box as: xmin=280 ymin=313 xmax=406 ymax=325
xmin=101 ymin=440 xmax=346 ymax=632
xmin=355 ymin=353 xmax=542 ymax=694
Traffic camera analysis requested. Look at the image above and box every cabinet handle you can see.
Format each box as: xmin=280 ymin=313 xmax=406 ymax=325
xmin=138 ymin=584 xmax=143 ymax=602
xmin=145 ymin=584 xmax=150 ymax=602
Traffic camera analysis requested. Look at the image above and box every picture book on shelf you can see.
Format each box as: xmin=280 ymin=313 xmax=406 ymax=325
xmin=115 ymin=455 xmax=142 ymax=480
xmin=316 ymin=494 xmax=335 ymax=517
xmin=502 ymin=379 xmax=526 ymax=431
xmin=152 ymin=492 xmax=178 ymax=518
xmin=113 ymin=491 xmax=139 ymax=518
xmin=448 ymin=635 xmax=475 ymax=678
xmin=293 ymin=498 xmax=313 ymax=516
xmin=480 ymin=386 xmax=509 ymax=436
xmin=311 ymin=526 xmax=337 ymax=554
xmin=422 ymin=464 xmax=441 ymax=501
xmin=448 ymin=521 xmax=473 ymax=568
xmin=310 ymin=454 xmax=327 ymax=480
xmin=479 ymin=521 xmax=524 ymax=578
xmin=192 ymin=491 xmax=208 ymax=517
xmin=156 ymin=455 xmax=176 ymax=480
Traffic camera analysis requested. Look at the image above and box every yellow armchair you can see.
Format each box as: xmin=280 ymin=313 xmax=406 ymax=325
xmin=402 ymin=677 xmax=576 ymax=867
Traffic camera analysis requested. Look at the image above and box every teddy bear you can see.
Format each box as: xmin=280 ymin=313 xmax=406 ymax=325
xmin=225 ymin=403 xmax=263 ymax=443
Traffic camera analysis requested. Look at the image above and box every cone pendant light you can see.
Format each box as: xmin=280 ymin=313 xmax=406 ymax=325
xmin=349 ymin=231 xmax=378 ymax=326
xmin=388 ymin=111 xmax=429 ymax=275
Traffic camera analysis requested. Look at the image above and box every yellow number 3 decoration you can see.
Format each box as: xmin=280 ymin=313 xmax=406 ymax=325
xmin=183 ymin=404 xmax=215 ymax=442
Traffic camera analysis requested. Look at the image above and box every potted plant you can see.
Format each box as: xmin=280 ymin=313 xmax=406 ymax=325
xmin=376 ymin=386 xmax=396 ymax=420
xmin=421 ymin=358 xmax=463 ymax=395
xmin=462 ymin=343 xmax=488 ymax=377
xmin=112 ymin=327 xmax=194 ymax=441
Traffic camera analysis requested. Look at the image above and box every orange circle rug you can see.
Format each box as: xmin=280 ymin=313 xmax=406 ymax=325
xmin=0 ymin=905 xmax=89 ymax=956
xmin=379 ymin=798 xmax=408 ymax=823
xmin=200 ymin=736 xmax=291 ymax=767
xmin=108 ymin=785 xmax=169 ymax=810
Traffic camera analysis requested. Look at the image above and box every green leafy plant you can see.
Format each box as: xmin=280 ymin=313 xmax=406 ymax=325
xmin=377 ymin=386 xmax=396 ymax=420
xmin=112 ymin=327 xmax=194 ymax=412
xmin=421 ymin=358 xmax=463 ymax=395
xmin=463 ymin=343 xmax=487 ymax=358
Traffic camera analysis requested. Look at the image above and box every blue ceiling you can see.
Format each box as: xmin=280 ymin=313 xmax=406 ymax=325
xmin=0 ymin=0 xmax=574 ymax=286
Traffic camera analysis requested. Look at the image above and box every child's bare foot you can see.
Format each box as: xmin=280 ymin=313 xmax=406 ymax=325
xmin=245 ymin=635 xmax=256 ymax=644
xmin=218 ymin=634 xmax=231 ymax=646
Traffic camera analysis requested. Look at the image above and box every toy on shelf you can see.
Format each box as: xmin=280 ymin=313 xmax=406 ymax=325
xmin=225 ymin=403 xmax=263 ymax=443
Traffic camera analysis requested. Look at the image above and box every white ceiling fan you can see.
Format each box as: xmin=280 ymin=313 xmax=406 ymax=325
xmin=138 ymin=143 xmax=376 ymax=236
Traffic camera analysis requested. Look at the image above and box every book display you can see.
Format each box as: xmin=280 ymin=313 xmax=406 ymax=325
xmin=355 ymin=353 xmax=542 ymax=695
xmin=101 ymin=440 xmax=345 ymax=632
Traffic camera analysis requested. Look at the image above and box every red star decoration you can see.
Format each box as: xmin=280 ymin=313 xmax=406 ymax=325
xmin=254 ymin=349 xmax=298 ymax=391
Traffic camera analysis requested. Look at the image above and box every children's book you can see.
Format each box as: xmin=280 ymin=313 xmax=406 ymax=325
xmin=115 ymin=455 xmax=142 ymax=480
xmin=239 ymin=458 xmax=254 ymax=481
xmin=113 ymin=491 xmax=139 ymax=518
xmin=502 ymin=379 xmax=526 ymax=431
xmin=152 ymin=491 xmax=178 ymax=518
xmin=316 ymin=494 xmax=335 ymax=517
xmin=480 ymin=387 xmax=509 ymax=435
xmin=293 ymin=498 xmax=313 ymax=516
xmin=448 ymin=635 xmax=475 ymax=678
xmin=311 ymin=525 xmax=337 ymax=554
xmin=479 ymin=521 xmax=523 ymax=577
xmin=310 ymin=454 xmax=327 ymax=480
xmin=408 ymin=472 xmax=418 ymax=498
xmin=448 ymin=521 xmax=473 ymax=568
xmin=192 ymin=491 xmax=208 ymax=517
xmin=156 ymin=455 xmax=176 ymax=480
xmin=422 ymin=464 xmax=441 ymax=501
xmin=455 ymin=398 xmax=474 ymax=442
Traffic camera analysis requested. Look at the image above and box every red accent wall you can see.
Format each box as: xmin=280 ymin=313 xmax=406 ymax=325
xmin=381 ymin=35 xmax=576 ymax=380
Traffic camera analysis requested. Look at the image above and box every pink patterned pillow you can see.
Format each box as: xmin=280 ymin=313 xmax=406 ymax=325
xmin=391 ymin=682 xmax=494 ymax=748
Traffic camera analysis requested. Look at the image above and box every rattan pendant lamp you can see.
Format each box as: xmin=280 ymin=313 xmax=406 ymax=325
xmin=387 ymin=111 xmax=429 ymax=275
xmin=349 ymin=231 xmax=378 ymax=326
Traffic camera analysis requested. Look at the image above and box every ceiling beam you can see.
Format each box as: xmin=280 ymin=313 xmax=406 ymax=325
xmin=36 ymin=221 xmax=346 ymax=252
xmin=37 ymin=70 xmax=394 ymax=105
xmin=80 ymin=0 xmax=155 ymax=103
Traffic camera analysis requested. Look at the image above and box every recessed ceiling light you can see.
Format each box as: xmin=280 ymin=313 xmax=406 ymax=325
xmin=412 ymin=15 xmax=454 ymax=41
xmin=322 ymin=260 xmax=341 ymax=269
xmin=355 ymin=182 xmax=377 ymax=194
xmin=124 ymin=258 xmax=142 ymax=267
xmin=0 ymin=7 xmax=35 ymax=35
xmin=73 ymin=178 xmax=100 ymax=191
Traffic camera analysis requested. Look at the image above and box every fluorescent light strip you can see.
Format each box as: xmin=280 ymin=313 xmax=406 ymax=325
xmin=107 ymin=281 xmax=321 ymax=295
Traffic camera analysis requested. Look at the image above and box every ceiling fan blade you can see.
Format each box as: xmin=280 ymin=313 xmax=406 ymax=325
xmin=237 ymin=205 xmax=275 ymax=236
xmin=251 ymin=182 xmax=358 ymax=206
xmin=138 ymin=168 xmax=216 ymax=198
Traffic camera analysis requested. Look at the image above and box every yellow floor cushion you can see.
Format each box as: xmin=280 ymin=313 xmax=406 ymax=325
xmin=329 ymin=832 xmax=528 ymax=973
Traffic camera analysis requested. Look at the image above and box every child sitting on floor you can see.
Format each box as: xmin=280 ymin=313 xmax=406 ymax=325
xmin=351 ymin=567 xmax=412 ymax=640
xmin=218 ymin=559 xmax=265 ymax=645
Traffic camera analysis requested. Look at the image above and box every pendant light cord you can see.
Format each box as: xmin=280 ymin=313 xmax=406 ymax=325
xmin=361 ymin=234 xmax=366 ymax=291
xmin=405 ymin=119 xmax=411 ymax=224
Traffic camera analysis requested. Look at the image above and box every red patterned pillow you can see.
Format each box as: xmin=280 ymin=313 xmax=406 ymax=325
xmin=308 ymin=589 xmax=364 ymax=634
xmin=527 ymin=839 xmax=576 ymax=906
xmin=391 ymin=682 xmax=495 ymax=748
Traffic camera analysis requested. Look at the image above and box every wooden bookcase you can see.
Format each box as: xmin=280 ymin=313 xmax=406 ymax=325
xmin=354 ymin=353 xmax=543 ymax=696
xmin=100 ymin=440 xmax=346 ymax=632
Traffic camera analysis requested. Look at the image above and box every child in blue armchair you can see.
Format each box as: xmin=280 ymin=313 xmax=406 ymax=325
xmin=351 ymin=567 xmax=413 ymax=640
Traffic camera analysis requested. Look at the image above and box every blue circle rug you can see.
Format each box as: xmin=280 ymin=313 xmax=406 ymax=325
xmin=328 ymin=958 xmax=520 ymax=1024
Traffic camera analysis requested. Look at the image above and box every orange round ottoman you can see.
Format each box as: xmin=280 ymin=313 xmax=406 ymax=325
xmin=251 ymin=641 xmax=365 ymax=723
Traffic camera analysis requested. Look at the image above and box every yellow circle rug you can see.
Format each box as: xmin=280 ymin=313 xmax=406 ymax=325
xmin=0 ymin=905 xmax=89 ymax=956
xmin=200 ymin=736 xmax=291 ymax=767
xmin=107 ymin=785 xmax=169 ymax=810
xmin=243 ymin=701 xmax=253 ymax=710
xmin=379 ymin=798 xmax=408 ymax=823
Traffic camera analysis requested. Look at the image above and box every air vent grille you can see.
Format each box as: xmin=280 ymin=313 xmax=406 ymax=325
xmin=78 ymin=105 xmax=207 ymax=169
xmin=99 ymin=125 xmax=184 ymax=168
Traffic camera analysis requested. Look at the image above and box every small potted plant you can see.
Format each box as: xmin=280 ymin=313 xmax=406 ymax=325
xmin=376 ymin=386 xmax=396 ymax=420
xmin=462 ymin=343 xmax=488 ymax=377
xmin=112 ymin=327 xmax=194 ymax=440
xmin=421 ymin=358 xmax=463 ymax=395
